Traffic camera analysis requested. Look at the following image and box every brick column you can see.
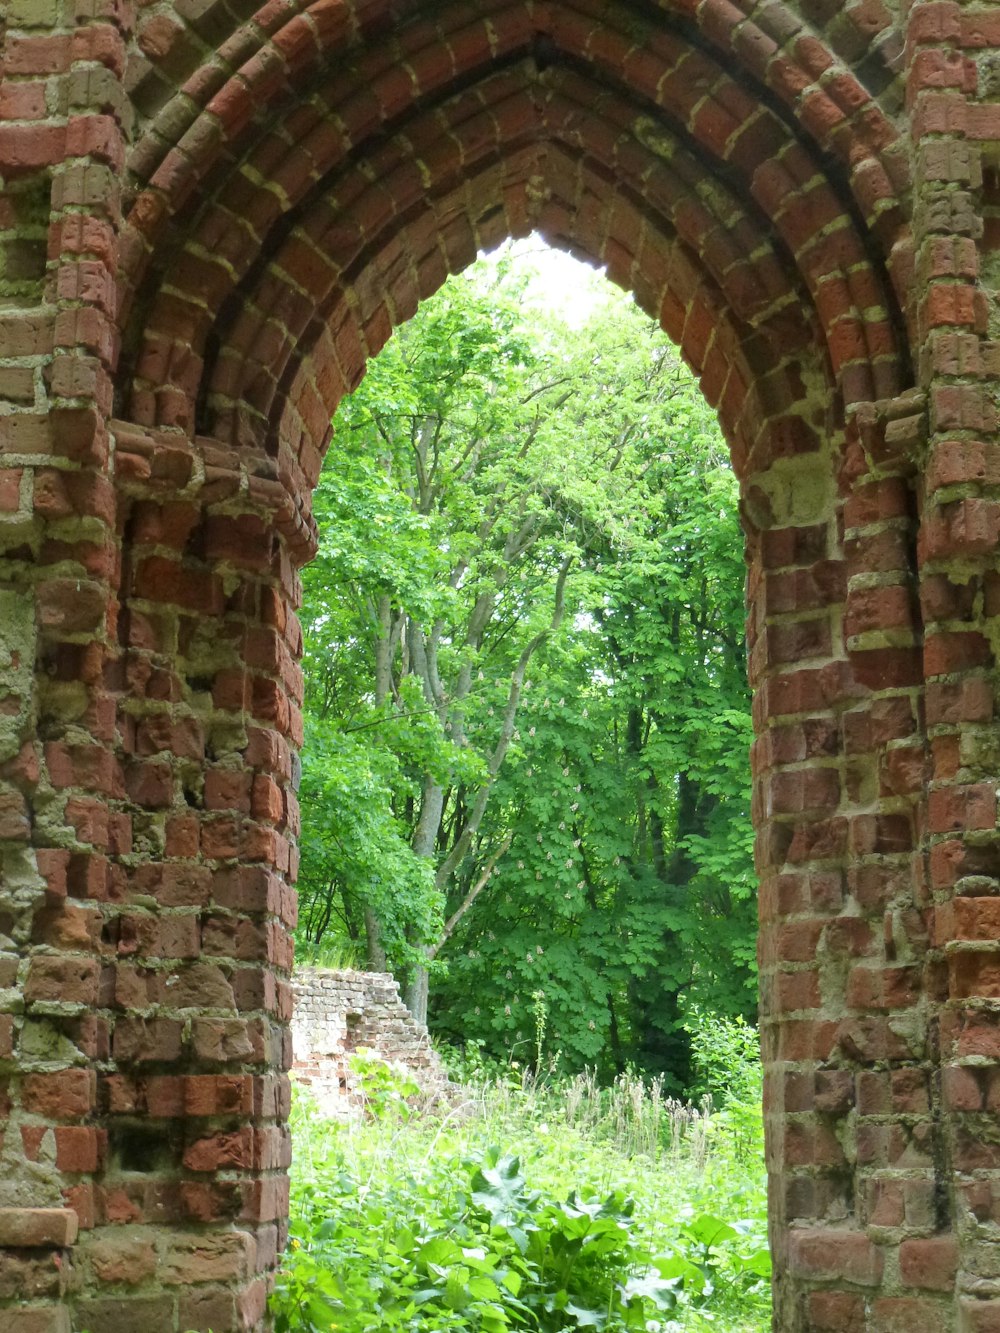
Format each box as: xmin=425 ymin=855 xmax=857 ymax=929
xmin=1 ymin=406 xmax=312 ymax=1328
xmin=0 ymin=0 xmax=132 ymax=1328
xmin=908 ymin=5 xmax=1000 ymax=1331
xmin=747 ymin=426 xmax=860 ymax=1329
xmin=66 ymin=424 xmax=311 ymax=1331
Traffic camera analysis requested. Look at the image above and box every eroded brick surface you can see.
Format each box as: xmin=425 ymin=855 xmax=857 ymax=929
xmin=0 ymin=0 xmax=998 ymax=1328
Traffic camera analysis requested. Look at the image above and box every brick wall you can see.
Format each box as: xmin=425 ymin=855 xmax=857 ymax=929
xmin=291 ymin=968 xmax=448 ymax=1116
xmin=1 ymin=0 xmax=999 ymax=1329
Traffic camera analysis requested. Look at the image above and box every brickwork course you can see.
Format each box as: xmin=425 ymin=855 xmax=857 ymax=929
xmin=290 ymin=967 xmax=449 ymax=1115
xmin=0 ymin=0 xmax=997 ymax=1328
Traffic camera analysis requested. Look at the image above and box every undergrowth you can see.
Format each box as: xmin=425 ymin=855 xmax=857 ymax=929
xmin=271 ymin=1021 xmax=769 ymax=1333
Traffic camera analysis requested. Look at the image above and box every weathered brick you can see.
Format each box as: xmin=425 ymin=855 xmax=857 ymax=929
xmin=86 ymin=1233 xmax=157 ymax=1285
xmin=22 ymin=1070 xmax=95 ymax=1119
xmin=899 ymin=1237 xmax=959 ymax=1291
xmin=0 ymin=1209 xmax=78 ymax=1248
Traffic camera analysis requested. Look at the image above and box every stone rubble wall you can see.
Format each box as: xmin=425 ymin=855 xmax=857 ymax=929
xmin=291 ymin=968 xmax=449 ymax=1117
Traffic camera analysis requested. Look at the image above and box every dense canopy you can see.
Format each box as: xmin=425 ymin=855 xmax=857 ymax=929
xmin=296 ymin=247 xmax=756 ymax=1085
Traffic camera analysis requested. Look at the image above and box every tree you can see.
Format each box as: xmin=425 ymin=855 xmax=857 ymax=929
xmin=427 ymin=294 xmax=756 ymax=1082
xmin=297 ymin=248 xmax=757 ymax=1082
xmin=301 ymin=260 xmax=598 ymax=1020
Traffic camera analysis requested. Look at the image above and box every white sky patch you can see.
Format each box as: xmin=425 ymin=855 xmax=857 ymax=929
xmin=479 ymin=234 xmax=614 ymax=329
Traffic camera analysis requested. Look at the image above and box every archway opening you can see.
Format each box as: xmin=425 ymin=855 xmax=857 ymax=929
xmin=282 ymin=236 xmax=769 ymax=1331
xmin=292 ymin=237 xmax=758 ymax=1081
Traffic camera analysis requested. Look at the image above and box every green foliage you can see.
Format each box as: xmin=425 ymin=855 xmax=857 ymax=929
xmin=295 ymin=710 xmax=440 ymax=969
xmin=298 ymin=242 xmax=757 ymax=1083
xmin=685 ymin=1013 xmax=764 ymax=1168
xmin=348 ymin=1047 xmax=420 ymax=1121
xmin=686 ymin=1011 xmax=762 ymax=1110
xmin=272 ymin=1054 xmax=769 ymax=1333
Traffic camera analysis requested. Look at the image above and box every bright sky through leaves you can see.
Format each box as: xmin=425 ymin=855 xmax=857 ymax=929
xmin=480 ymin=234 xmax=610 ymax=328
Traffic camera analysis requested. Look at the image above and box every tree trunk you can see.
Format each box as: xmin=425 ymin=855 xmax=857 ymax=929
xmin=360 ymin=596 xmax=398 ymax=972
xmin=364 ymin=905 xmax=387 ymax=971
xmin=404 ymin=957 xmax=430 ymax=1026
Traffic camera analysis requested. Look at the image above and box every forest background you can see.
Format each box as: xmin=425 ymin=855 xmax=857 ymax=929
xmin=293 ymin=244 xmax=757 ymax=1094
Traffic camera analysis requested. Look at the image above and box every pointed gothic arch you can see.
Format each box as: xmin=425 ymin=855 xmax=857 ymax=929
xmin=1 ymin=0 xmax=995 ymax=1329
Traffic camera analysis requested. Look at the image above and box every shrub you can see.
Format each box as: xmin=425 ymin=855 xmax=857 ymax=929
xmin=272 ymin=1052 xmax=770 ymax=1333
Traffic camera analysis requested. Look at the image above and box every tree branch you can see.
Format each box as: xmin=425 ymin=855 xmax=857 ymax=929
xmin=434 ymin=555 xmax=573 ymax=889
xmin=428 ymin=831 xmax=513 ymax=960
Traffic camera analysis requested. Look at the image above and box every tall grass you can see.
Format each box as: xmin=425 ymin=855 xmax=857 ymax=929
xmin=275 ymin=1053 xmax=770 ymax=1333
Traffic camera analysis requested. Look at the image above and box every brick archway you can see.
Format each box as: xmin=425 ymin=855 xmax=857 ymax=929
xmin=0 ymin=0 xmax=996 ymax=1329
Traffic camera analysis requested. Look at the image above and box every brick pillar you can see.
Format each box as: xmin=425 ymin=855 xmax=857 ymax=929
xmin=0 ymin=0 xmax=132 ymax=1327
xmin=751 ymin=394 xmax=958 ymax=1330
xmin=908 ymin=5 xmax=1000 ymax=1329
xmin=747 ymin=425 xmax=863 ymax=1329
xmin=1 ymin=405 xmax=310 ymax=1328
xmin=60 ymin=423 xmax=311 ymax=1332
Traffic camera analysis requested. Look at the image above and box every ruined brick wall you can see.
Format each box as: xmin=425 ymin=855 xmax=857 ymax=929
xmin=2 ymin=0 xmax=1000 ymax=1329
xmin=291 ymin=968 xmax=448 ymax=1116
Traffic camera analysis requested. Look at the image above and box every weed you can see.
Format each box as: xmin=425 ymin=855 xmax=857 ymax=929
xmin=272 ymin=1057 xmax=769 ymax=1333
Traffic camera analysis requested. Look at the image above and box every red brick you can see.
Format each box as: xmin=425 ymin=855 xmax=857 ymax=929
xmin=54 ymin=1126 xmax=103 ymax=1173
xmin=132 ymin=556 xmax=223 ymax=614
xmin=73 ymin=1297 xmax=176 ymax=1331
xmin=899 ymin=1237 xmax=959 ymax=1291
xmin=0 ymin=1208 xmax=78 ymax=1248
xmin=873 ymin=1297 xmax=949 ymax=1333
xmin=928 ymin=783 xmax=997 ymax=833
xmin=24 ymin=956 xmax=100 ymax=1006
xmin=22 ymin=1069 xmax=95 ymax=1119
xmin=205 ymin=767 xmax=252 ymax=813
xmin=789 ymin=1221 xmax=885 ymax=1279
xmin=86 ymin=1233 xmax=157 ymax=1286
xmin=806 ymin=1289 xmax=865 ymax=1331
xmin=0 ymin=1306 xmax=71 ymax=1332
